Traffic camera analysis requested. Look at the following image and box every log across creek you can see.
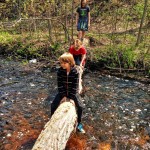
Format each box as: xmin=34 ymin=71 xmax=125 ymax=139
xmin=32 ymin=101 xmax=77 ymax=150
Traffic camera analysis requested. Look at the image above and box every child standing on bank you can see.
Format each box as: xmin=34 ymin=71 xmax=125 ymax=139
xmin=69 ymin=39 xmax=87 ymax=93
xmin=76 ymin=0 xmax=91 ymax=41
xmin=51 ymin=52 xmax=85 ymax=133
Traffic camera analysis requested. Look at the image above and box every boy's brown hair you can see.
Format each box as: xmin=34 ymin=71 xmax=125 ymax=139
xmin=59 ymin=52 xmax=75 ymax=67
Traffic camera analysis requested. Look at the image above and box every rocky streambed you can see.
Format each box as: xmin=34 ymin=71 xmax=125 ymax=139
xmin=0 ymin=58 xmax=150 ymax=150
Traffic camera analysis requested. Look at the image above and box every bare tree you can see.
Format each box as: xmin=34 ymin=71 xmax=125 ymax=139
xmin=48 ymin=0 xmax=52 ymax=42
xmin=65 ymin=0 xmax=67 ymax=42
xmin=71 ymin=0 xmax=74 ymax=40
xmin=136 ymin=0 xmax=148 ymax=46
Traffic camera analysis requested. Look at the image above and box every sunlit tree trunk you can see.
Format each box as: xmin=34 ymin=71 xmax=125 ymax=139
xmin=31 ymin=0 xmax=36 ymax=32
xmin=65 ymin=0 xmax=67 ymax=42
xmin=123 ymin=2 xmax=134 ymax=42
xmin=136 ymin=0 xmax=148 ymax=46
xmin=48 ymin=0 xmax=52 ymax=42
xmin=71 ymin=0 xmax=74 ymax=40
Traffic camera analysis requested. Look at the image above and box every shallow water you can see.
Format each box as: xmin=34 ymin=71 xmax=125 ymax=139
xmin=82 ymin=73 xmax=150 ymax=149
xmin=0 ymin=59 xmax=150 ymax=150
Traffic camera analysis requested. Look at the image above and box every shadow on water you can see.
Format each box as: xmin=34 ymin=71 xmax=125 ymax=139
xmin=0 ymin=58 xmax=150 ymax=150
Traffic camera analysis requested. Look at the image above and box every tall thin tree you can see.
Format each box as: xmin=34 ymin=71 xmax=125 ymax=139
xmin=71 ymin=0 xmax=74 ymax=40
xmin=136 ymin=0 xmax=148 ymax=46
xmin=65 ymin=0 xmax=67 ymax=42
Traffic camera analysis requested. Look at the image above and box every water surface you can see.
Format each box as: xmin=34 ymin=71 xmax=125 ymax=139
xmin=0 ymin=59 xmax=149 ymax=150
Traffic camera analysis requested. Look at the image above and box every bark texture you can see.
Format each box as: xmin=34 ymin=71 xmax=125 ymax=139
xmin=32 ymin=101 xmax=77 ymax=150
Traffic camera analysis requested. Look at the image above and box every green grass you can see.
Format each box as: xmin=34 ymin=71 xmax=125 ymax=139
xmin=0 ymin=29 xmax=149 ymax=72
xmin=0 ymin=31 xmax=18 ymax=43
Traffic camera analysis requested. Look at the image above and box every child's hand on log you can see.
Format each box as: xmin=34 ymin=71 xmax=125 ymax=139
xmin=70 ymin=99 xmax=75 ymax=106
xmin=60 ymin=97 xmax=75 ymax=106
xmin=60 ymin=97 xmax=67 ymax=104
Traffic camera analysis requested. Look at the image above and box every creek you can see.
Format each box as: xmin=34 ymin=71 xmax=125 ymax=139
xmin=0 ymin=58 xmax=150 ymax=150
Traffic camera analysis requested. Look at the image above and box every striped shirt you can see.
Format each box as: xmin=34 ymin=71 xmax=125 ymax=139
xmin=57 ymin=66 xmax=79 ymax=100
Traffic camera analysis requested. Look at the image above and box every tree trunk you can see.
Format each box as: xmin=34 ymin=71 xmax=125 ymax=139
xmin=47 ymin=1 xmax=52 ymax=42
xmin=71 ymin=0 xmax=74 ymax=40
xmin=32 ymin=101 xmax=77 ymax=150
xmin=65 ymin=0 xmax=67 ymax=42
xmin=47 ymin=19 xmax=52 ymax=42
xmin=136 ymin=0 xmax=148 ymax=46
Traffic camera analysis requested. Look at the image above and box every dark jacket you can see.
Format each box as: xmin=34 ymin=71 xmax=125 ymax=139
xmin=51 ymin=66 xmax=84 ymax=123
xmin=57 ymin=66 xmax=79 ymax=100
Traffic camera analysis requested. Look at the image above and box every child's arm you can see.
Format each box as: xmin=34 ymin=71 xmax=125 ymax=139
xmin=80 ymin=47 xmax=87 ymax=67
xmin=80 ymin=54 xmax=86 ymax=67
xmin=76 ymin=12 xmax=79 ymax=26
xmin=68 ymin=69 xmax=79 ymax=100
xmin=57 ymin=69 xmax=66 ymax=97
xmin=88 ymin=11 xmax=90 ymax=27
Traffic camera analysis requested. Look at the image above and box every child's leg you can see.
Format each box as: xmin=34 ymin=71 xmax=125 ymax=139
xmin=51 ymin=93 xmax=62 ymax=116
xmin=73 ymin=95 xmax=84 ymax=124
xmin=78 ymin=31 xmax=82 ymax=40
xmin=71 ymin=95 xmax=85 ymax=133
xmin=81 ymin=19 xmax=88 ymax=40
xmin=81 ymin=31 xmax=86 ymax=40
xmin=77 ymin=19 xmax=87 ymax=41
xmin=77 ymin=105 xmax=82 ymax=123
xmin=77 ymin=19 xmax=82 ymax=40
xmin=74 ymin=57 xmax=81 ymax=66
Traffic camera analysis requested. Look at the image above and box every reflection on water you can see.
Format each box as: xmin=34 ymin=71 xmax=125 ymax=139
xmin=0 ymin=59 xmax=150 ymax=150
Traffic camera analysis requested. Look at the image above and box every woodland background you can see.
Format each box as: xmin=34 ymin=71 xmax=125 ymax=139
xmin=0 ymin=0 xmax=150 ymax=76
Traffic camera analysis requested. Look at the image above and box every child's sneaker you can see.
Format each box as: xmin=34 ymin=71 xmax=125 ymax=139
xmin=77 ymin=123 xmax=85 ymax=133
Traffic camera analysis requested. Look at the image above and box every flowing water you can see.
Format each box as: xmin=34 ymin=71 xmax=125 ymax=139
xmin=0 ymin=58 xmax=150 ymax=150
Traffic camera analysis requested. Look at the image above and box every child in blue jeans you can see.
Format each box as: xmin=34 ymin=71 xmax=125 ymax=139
xmin=69 ymin=39 xmax=87 ymax=94
xmin=51 ymin=52 xmax=85 ymax=133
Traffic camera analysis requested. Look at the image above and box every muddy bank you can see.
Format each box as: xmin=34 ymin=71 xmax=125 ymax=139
xmin=0 ymin=41 xmax=149 ymax=84
xmin=86 ymin=60 xmax=150 ymax=84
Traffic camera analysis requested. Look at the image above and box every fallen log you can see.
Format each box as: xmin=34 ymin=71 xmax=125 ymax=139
xmin=32 ymin=101 xmax=77 ymax=150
